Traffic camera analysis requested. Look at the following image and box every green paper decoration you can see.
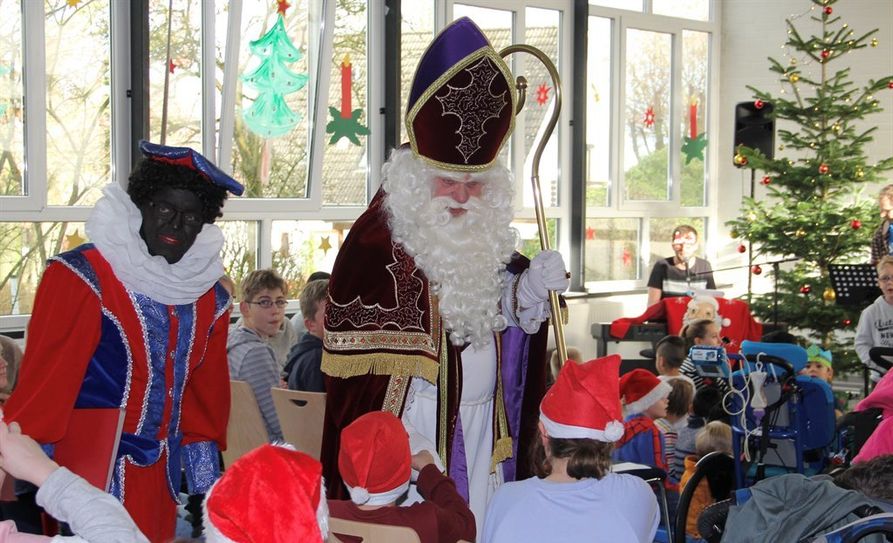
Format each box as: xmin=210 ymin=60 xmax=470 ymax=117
xmin=681 ymin=132 xmax=707 ymax=164
xmin=326 ymin=106 xmax=370 ymax=146
xmin=241 ymin=15 xmax=308 ymax=138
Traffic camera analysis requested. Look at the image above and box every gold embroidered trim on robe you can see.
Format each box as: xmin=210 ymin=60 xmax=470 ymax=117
xmin=321 ymin=352 xmax=439 ymax=384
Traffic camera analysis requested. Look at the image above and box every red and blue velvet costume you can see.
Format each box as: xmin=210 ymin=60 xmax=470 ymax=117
xmin=5 ymin=244 xmax=231 ymax=542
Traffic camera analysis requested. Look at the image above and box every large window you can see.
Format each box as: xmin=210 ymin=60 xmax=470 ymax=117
xmin=451 ymin=1 xmax=571 ymax=259
xmin=0 ymin=0 xmax=381 ymax=322
xmin=583 ymin=2 xmax=718 ymax=290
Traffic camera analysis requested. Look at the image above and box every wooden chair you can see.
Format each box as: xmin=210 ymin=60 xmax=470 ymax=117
xmin=271 ymin=387 xmax=326 ymax=460
xmin=328 ymin=517 xmax=421 ymax=543
xmin=222 ymin=380 xmax=268 ymax=468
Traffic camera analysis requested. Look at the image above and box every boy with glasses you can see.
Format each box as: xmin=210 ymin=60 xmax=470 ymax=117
xmin=227 ymin=269 xmax=288 ymax=441
xmin=855 ymin=255 xmax=893 ymax=381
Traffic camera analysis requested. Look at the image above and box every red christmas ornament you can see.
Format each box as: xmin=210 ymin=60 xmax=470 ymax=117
xmin=737 ymin=244 xmax=747 ymax=253
xmin=761 ymin=175 xmax=771 ymax=185
xmin=888 ymin=81 xmax=893 ymax=89
xmin=824 ymin=6 xmax=833 ymax=14
xmin=843 ymin=319 xmax=852 ymax=327
xmin=752 ymin=265 xmax=762 ymax=275
xmin=851 ymin=219 xmax=862 ymax=230
xmin=818 ymin=163 xmax=829 ymax=174
xmin=754 ymin=99 xmax=765 ymax=109
xmin=800 ymin=285 xmax=812 ymax=295
xmin=820 ymin=50 xmax=831 ymax=60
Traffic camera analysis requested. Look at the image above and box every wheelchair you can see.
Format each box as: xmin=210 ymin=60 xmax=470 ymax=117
xmin=726 ymin=341 xmax=836 ymax=487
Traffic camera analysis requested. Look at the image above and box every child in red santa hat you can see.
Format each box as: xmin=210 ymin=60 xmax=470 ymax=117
xmin=612 ymin=368 xmax=674 ymax=482
xmin=328 ymin=410 xmax=476 ymax=542
xmin=203 ymin=444 xmax=329 ymax=542
xmin=481 ymin=355 xmax=660 ymax=543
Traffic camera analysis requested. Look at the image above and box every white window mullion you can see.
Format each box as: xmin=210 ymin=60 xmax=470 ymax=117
xmin=110 ymin=1 xmax=132 ymax=188
xmin=306 ymin=0 xmax=335 ymax=207
xmin=216 ymin=0 xmax=241 ymax=172
xmin=201 ymin=0 xmax=215 ymax=161
xmin=11 ymin=0 xmax=48 ymax=212
xmin=670 ymin=30 xmax=682 ymax=203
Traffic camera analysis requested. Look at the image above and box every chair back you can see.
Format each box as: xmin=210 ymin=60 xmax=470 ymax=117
xmin=674 ymin=452 xmax=735 ymax=543
xmin=223 ymin=380 xmax=268 ymax=468
xmin=271 ymin=387 xmax=326 ymax=459
xmin=328 ymin=517 xmax=421 ymax=543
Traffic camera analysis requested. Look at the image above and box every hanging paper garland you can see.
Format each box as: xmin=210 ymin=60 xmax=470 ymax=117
xmin=241 ymin=11 xmax=309 ymax=138
xmin=536 ymin=83 xmax=551 ymax=106
xmin=585 ymin=227 xmax=596 ymax=241
xmin=326 ymin=54 xmax=370 ymax=145
xmin=681 ymin=98 xmax=707 ymax=164
xmin=622 ymin=247 xmax=632 ymax=268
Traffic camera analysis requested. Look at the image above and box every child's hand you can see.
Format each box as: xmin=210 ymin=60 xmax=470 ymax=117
xmin=410 ymin=450 xmax=436 ymax=471
xmin=0 ymin=410 xmax=59 ymax=487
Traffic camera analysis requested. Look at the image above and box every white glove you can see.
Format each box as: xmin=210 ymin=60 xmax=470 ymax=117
xmin=519 ymin=250 xmax=569 ymax=304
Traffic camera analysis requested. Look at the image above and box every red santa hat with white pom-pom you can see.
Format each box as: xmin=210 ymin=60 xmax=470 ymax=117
xmin=540 ymin=354 xmax=626 ymax=442
xmin=203 ymin=443 xmax=329 ymax=542
xmin=339 ymin=411 xmax=412 ymax=506
xmin=620 ymin=368 xmax=672 ymax=416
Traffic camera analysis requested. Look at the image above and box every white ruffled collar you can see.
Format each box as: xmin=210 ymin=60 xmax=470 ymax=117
xmin=85 ymin=183 xmax=225 ymax=305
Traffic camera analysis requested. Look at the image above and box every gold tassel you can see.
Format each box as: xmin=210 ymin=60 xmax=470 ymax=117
xmin=490 ymin=437 xmax=514 ymax=472
xmin=321 ymin=351 xmax=439 ymax=383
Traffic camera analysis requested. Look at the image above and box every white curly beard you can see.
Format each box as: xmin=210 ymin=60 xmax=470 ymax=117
xmin=382 ymin=147 xmax=518 ymax=347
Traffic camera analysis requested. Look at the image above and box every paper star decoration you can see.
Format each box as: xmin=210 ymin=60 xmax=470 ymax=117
xmin=681 ymin=132 xmax=708 ymax=164
xmin=318 ymin=236 xmax=332 ymax=254
xmin=65 ymin=230 xmax=86 ymax=249
xmin=585 ymin=227 xmax=595 ymax=241
xmin=277 ymin=0 xmax=291 ymax=15
xmin=67 ymin=0 xmax=81 ymax=7
xmin=168 ymin=59 xmax=177 ymax=73
xmin=643 ymin=106 xmax=655 ymax=128
xmin=622 ymin=247 xmax=632 ymax=268
xmin=535 ymin=83 xmax=551 ymax=106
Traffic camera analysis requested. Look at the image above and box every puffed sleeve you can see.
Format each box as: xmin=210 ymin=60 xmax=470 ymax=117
xmin=4 ymin=262 xmax=102 ymax=443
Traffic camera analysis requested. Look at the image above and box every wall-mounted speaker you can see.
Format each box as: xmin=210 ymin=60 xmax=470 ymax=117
xmin=733 ymin=101 xmax=775 ymax=164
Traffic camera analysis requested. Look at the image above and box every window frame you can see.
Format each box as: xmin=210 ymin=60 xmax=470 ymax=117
xmin=580 ymin=0 xmax=721 ymax=293
xmin=446 ymin=0 xmax=575 ymax=260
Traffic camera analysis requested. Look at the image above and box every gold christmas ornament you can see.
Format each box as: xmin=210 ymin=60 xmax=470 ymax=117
xmin=823 ymin=287 xmax=836 ymax=302
xmin=856 ymin=168 xmax=865 ymax=179
xmin=795 ymin=229 xmax=806 ymax=238
xmin=789 ymin=73 xmax=800 ymax=83
xmin=871 ymin=38 xmax=879 ymax=47
xmin=730 ymin=229 xmax=739 ymax=239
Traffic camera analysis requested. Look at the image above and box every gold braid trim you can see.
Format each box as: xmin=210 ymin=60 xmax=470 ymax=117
xmin=437 ymin=327 xmax=450 ymax=468
xmin=321 ymin=351 xmax=439 ymax=384
xmin=491 ymin=437 xmax=514 ymax=472
xmin=490 ymin=333 xmax=513 ymax=472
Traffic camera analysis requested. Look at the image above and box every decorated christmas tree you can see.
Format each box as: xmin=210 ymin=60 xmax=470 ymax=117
xmin=241 ymin=13 xmax=309 ymax=138
xmin=727 ymin=0 xmax=893 ymax=369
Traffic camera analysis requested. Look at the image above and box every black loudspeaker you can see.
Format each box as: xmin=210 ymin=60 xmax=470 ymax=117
xmin=733 ymin=101 xmax=775 ymax=163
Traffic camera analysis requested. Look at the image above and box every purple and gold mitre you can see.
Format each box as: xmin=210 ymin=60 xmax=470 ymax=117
xmin=405 ymin=17 xmax=516 ymax=173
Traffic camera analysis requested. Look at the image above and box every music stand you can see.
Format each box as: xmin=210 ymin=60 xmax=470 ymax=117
xmin=828 ymin=264 xmax=881 ymax=307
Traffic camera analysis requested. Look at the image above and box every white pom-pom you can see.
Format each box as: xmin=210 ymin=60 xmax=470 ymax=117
xmin=603 ymin=420 xmax=625 ymax=442
xmin=349 ymin=486 xmax=370 ymax=505
xmin=722 ymin=317 xmax=731 ymax=327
